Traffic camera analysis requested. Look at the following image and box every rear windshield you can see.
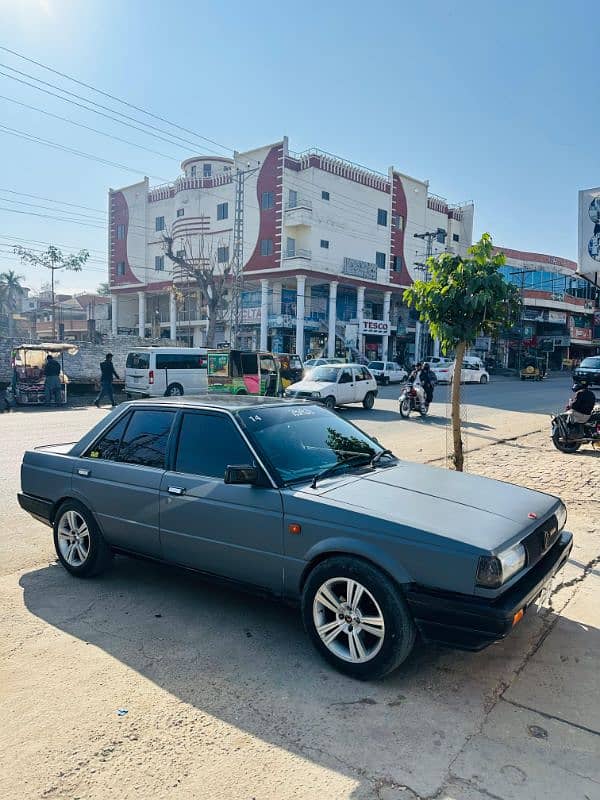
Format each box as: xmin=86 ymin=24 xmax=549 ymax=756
xmin=580 ymin=357 xmax=600 ymax=369
xmin=368 ymin=362 xmax=384 ymax=370
xmin=126 ymin=352 xmax=150 ymax=369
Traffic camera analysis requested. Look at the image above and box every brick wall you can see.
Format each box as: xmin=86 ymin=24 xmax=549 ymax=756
xmin=0 ymin=336 xmax=178 ymax=384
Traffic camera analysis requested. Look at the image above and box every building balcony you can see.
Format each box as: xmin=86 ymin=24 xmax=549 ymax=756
xmin=282 ymin=248 xmax=312 ymax=261
xmin=285 ymin=200 xmax=313 ymax=228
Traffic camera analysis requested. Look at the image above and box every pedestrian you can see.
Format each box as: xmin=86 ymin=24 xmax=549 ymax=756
xmin=94 ymin=353 xmax=120 ymax=408
xmin=43 ymin=354 xmax=63 ymax=406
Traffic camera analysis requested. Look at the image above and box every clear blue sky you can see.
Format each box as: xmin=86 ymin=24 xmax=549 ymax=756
xmin=0 ymin=0 xmax=596 ymax=293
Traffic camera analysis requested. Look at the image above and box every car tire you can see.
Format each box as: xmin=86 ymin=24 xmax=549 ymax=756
xmin=324 ymin=395 xmax=336 ymax=410
xmin=383 ymin=376 xmax=390 ymax=386
xmin=53 ymin=500 xmax=113 ymax=578
xmin=479 ymin=375 xmax=488 ymax=384
xmin=362 ymin=391 xmax=375 ymax=410
xmin=302 ymin=556 xmax=416 ymax=680
xmin=399 ymin=398 xmax=411 ymax=417
xmin=165 ymin=383 xmax=184 ymax=397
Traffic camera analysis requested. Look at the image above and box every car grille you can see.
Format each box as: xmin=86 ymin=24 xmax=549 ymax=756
xmin=287 ymin=391 xmax=314 ymax=399
xmin=523 ymin=515 xmax=560 ymax=567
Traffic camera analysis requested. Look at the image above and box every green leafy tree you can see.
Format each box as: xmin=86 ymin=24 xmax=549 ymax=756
xmin=0 ymin=269 xmax=24 ymax=337
xmin=404 ymin=233 xmax=521 ymax=471
xmin=97 ymin=281 xmax=110 ymax=296
xmin=14 ymin=245 xmax=89 ymax=340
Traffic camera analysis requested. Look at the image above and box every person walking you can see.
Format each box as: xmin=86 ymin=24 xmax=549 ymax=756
xmin=94 ymin=353 xmax=120 ymax=408
xmin=43 ymin=354 xmax=63 ymax=406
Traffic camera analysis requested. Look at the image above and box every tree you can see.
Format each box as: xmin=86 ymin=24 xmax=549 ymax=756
xmin=14 ymin=245 xmax=89 ymax=340
xmin=97 ymin=281 xmax=110 ymax=296
xmin=404 ymin=233 xmax=521 ymax=472
xmin=0 ymin=269 xmax=24 ymax=337
xmin=163 ymin=230 xmax=230 ymax=347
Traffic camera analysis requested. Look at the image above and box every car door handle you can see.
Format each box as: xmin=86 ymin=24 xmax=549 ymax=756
xmin=168 ymin=486 xmax=186 ymax=496
xmin=77 ymin=468 xmax=90 ymax=477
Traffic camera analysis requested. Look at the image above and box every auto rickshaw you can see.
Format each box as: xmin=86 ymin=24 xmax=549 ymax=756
xmin=207 ymin=349 xmax=280 ymax=396
xmin=11 ymin=342 xmax=78 ymax=404
xmin=275 ymin=353 xmax=303 ymax=392
xmin=520 ymin=355 xmax=545 ymax=381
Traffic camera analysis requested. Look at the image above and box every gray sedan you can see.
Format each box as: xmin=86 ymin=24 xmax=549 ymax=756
xmin=19 ymin=396 xmax=572 ymax=679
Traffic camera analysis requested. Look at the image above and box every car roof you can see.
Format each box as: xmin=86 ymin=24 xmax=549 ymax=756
xmin=120 ymin=394 xmax=307 ymax=412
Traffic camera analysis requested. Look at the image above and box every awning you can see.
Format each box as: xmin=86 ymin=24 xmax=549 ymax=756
xmin=14 ymin=342 xmax=79 ymax=355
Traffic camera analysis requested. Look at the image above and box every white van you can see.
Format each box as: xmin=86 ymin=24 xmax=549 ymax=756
xmin=125 ymin=347 xmax=208 ymax=398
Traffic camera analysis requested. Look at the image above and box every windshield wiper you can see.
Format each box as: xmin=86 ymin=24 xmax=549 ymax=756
xmin=370 ymin=448 xmax=394 ymax=467
xmin=310 ymin=453 xmax=372 ymax=489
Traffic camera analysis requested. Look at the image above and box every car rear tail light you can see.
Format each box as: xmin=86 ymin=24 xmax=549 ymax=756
xmin=149 ymin=369 xmax=154 ymax=385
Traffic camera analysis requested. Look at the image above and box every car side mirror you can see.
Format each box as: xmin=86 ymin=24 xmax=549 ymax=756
xmin=224 ymin=464 xmax=259 ymax=485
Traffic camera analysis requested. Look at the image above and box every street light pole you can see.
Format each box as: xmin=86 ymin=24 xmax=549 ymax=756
xmin=413 ymin=229 xmax=446 ymax=362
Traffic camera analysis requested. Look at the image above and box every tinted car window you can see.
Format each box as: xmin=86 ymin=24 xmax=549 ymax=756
xmin=368 ymin=362 xmax=384 ymax=370
xmin=87 ymin=412 xmax=131 ymax=461
xmin=175 ymin=412 xmax=253 ymax=478
xmin=126 ymin=352 xmax=149 ymax=369
xmin=156 ymin=353 xmax=207 ymax=370
xmin=117 ymin=410 xmax=176 ymax=468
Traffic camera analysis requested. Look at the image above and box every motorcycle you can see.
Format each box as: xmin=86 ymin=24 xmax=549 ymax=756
xmin=399 ymin=383 xmax=429 ymax=418
xmin=551 ymin=406 xmax=600 ymax=453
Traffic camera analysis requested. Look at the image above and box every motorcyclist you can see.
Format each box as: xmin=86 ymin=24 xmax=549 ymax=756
xmin=409 ymin=362 xmax=426 ymax=408
xmin=419 ymin=363 xmax=435 ymax=408
xmin=566 ymin=380 xmax=596 ymax=433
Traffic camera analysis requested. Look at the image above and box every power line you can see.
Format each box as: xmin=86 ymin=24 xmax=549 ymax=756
xmin=0 ymin=186 xmax=106 ymax=215
xmin=0 ymin=45 xmax=233 ymax=153
xmin=0 ymin=196 xmax=106 ymax=223
xmin=0 ymin=93 xmax=180 ymax=161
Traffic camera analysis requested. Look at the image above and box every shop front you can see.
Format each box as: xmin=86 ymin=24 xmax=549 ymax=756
xmin=361 ymin=319 xmax=392 ymax=361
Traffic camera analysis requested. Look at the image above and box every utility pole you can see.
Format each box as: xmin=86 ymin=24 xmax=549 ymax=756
xmin=230 ymin=163 xmax=260 ymax=348
xmin=509 ymin=268 xmax=531 ymax=371
xmin=413 ymin=228 xmax=446 ymax=362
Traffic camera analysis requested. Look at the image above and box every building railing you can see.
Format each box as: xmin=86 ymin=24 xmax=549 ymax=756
xmin=285 ymin=198 xmax=313 ymax=211
xmin=283 ymin=248 xmax=312 ymax=260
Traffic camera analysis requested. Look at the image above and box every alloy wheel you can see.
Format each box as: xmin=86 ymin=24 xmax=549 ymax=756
xmin=313 ymin=577 xmax=385 ymax=663
xmin=57 ymin=510 xmax=91 ymax=567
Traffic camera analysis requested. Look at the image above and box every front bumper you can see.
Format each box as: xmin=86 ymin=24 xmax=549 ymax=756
xmin=405 ymin=531 xmax=573 ymax=651
xmin=18 ymin=492 xmax=53 ymax=526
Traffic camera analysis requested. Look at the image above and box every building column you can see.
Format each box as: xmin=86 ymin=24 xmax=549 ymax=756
xmin=272 ymin=282 xmax=282 ymax=315
xmin=356 ymin=286 xmax=365 ymax=355
xmin=382 ymin=290 xmax=392 ymax=361
xmin=111 ymin=294 xmax=118 ymax=336
xmin=327 ymin=281 xmax=338 ymax=358
xmin=295 ymin=275 xmax=306 ymax=357
xmin=137 ymin=291 xmax=146 ymax=339
xmin=169 ymin=291 xmax=177 ymax=341
xmin=260 ymin=279 xmax=269 ymax=351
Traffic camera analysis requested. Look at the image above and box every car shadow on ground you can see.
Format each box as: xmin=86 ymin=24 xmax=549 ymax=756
xmin=18 ymin=554 xmax=594 ymax=798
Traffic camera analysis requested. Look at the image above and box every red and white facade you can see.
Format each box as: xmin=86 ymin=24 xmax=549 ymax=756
xmin=109 ymin=138 xmax=474 ymax=360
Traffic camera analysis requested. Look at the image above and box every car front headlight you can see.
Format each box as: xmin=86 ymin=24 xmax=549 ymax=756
xmin=555 ymin=502 xmax=567 ymax=532
xmin=311 ymin=391 xmax=321 ymax=398
xmin=476 ymin=543 xmax=527 ymax=588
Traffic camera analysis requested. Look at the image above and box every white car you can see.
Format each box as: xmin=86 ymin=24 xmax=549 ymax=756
xmin=367 ymin=361 xmax=408 ymax=385
xmin=285 ymin=363 xmax=378 ymax=409
xmin=432 ymin=360 xmax=490 ymax=384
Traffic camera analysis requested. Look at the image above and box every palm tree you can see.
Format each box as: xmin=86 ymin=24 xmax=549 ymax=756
xmin=0 ymin=270 xmax=24 ymax=337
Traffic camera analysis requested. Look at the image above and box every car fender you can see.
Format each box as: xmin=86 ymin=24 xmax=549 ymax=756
xmin=299 ymin=536 xmax=413 ymax=590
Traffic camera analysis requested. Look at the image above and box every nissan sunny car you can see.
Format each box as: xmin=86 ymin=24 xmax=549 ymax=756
xmin=19 ymin=396 xmax=572 ymax=679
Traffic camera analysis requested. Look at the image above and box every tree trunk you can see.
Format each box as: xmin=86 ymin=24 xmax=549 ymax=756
xmin=451 ymin=341 xmax=466 ymax=472
xmin=206 ymin=299 xmax=218 ymax=348
xmin=7 ymin=290 xmax=14 ymax=337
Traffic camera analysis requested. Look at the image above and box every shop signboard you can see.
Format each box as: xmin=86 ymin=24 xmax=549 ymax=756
xmin=474 ymin=336 xmax=491 ymax=351
xmin=344 ymin=323 xmax=358 ymax=347
xmin=361 ymin=319 xmax=390 ymax=336
xmin=342 ymin=257 xmax=378 ymax=281
xmin=578 ymin=186 xmax=600 ymax=275
xmin=241 ymin=307 xmax=261 ymax=324
xmin=547 ymin=310 xmax=567 ymax=324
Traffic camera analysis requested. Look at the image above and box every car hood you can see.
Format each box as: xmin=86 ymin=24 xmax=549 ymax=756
xmin=298 ymin=462 xmax=560 ymax=552
xmin=287 ymin=379 xmax=335 ymax=393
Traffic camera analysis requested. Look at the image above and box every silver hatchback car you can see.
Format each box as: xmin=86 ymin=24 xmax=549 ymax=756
xmin=19 ymin=396 xmax=572 ymax=679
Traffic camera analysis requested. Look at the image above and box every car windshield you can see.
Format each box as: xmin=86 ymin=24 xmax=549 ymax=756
xmin=126 ymin=352 xmax=149 ymax=369
xmin=368 ymin=362 xmax=384 ymax=370
xmin=310 ymin=366 xmax=341 ymax=382
xmin=580 ymin=357 xmax=600 ymax=369
xmin=238 ymin=404 xmax=384 ymax=484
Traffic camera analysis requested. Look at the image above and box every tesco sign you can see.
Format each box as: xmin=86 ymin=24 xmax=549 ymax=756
xmin=361 ymin=320 xmax=390 ymax=336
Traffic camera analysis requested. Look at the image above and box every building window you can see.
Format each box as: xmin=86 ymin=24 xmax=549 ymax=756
xmin=392 ymin=255 xmax=402 ymax=272
xmin=203 ymin=163 xmax=212 ymax=177
xmin=217 ymin=202 xmax=228 ymax=221
xmin=320 ymin=239 xmax=329 ymax=249
xmin=377 ymin=208 xmax=388 ymax=227
xmin=190 ymin=166 xmax=197 ymax=177
xmin=376 ymin=251 xmax=386 ymax=269
xmin=392 ymin=214 xmax=404 ymax=230
xmin=223 ymin=165 xmax=231 ymax=172
xmin=176 ymin=249 xmax=185 ymax=259
xmin=453 ymin=233 xmax=460 ymax=242
xmin=155 ymin=216 xmax=165 ymax=232
xmin=260 ymin=239 xmax=273 ymax=256
xmin=116 ymin=223 xmax=125 ymax=240
xmin=321 ymin=190 xmax=330 ymax=201
xmin=286 ymin=237 xmax=296 ymax=257
xmin=288 ymin=189 xmax=298 ymax=208
xmin=261 ymin=191 xmax=274 ymax=210
xmin=176 ymin=208 xmax=184 ymax=218
xmin=155 ymin=255 xmax=165 ymax=271
xmin=116 ymin=261 xmax=126 ymax=276
xmin=217 ymin=246 xmax=229 ymax=263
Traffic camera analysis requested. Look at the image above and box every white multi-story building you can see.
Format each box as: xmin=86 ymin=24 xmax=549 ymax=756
xmin=109 ymin=137 xmax=474 ymax=361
